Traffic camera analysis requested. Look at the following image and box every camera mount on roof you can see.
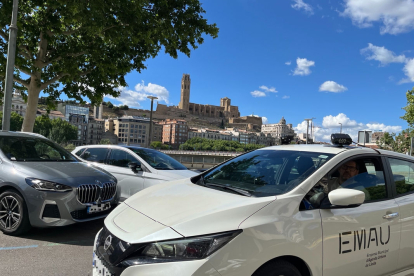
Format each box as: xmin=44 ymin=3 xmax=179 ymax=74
xmin=330 ymin=133 xmax=352 ymax=147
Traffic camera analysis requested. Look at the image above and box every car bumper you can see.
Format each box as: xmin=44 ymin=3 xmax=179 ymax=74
xmin=26 ymin=187 xmax=118 ymax=228
xmin=92 ymin=229 xmax=221 ymax=276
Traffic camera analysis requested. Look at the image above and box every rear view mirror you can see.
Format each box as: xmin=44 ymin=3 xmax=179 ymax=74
xmin=328 ymin=188 xmax=365 ymax=207
xmin=128 ymin=162 xmax=142 ymax=173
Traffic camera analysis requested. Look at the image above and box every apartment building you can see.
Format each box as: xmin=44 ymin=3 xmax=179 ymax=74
xmin=159 ymin=119 xmax=188 ymax=149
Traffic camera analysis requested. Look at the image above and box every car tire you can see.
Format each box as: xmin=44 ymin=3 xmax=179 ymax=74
xmin=0 ymin=190 xmax=31 ymax=235
xmin=252 ymin=259 xmax=302 ymax=276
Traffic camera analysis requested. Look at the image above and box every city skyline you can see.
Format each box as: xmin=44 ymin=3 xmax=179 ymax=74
xmin=40 ymin=0 xmax=414 ymax=142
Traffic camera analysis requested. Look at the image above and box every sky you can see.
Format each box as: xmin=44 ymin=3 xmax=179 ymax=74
xmin=93 ymin=0 xmax=414 ymax=142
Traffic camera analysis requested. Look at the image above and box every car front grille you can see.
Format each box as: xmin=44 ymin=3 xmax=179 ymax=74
xmin=76 ymin=182 xmax=117 ymax=204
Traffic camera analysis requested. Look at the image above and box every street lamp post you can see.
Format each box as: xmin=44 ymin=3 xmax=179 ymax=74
xmin=2 ymin=0 xmax=19 ymax=131
xmin=339 ymin=123 xmax=342 ymax=133
xmin=147 ymin=96 xmax=158 ymax=148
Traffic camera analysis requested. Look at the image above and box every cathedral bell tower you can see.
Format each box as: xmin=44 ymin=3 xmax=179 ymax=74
xmin=178 ymin=74 xmax=191 ymax=110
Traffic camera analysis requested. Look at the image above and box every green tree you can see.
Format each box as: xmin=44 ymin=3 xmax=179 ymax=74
xmin=107 ymin=102 xmax=114 ymax=108
xmin=0 ymin=1 xmax=219 ymax=132
xmin=100 ymin=139 xmax=112 ymax=145
xmin=64 ymin=144 xmax=76 ymax=152
xmin=48 ymin=118 xmax=77 ymax=144
xmin=0 ymin=111 xmax=23 ymax=131
xmin=33 ymin=114 xmax=52 ymax=137
xmin=113 ymin=106 xmax=120 ymax=112
xmin=151 ymin=141 xmax=163 ymax=149
xmin=402 ymin=88 xmax=414 ymax=127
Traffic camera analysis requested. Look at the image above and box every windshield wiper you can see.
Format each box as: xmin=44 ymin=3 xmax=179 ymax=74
xmin=205 ymin=183 xmax=252 ymax=197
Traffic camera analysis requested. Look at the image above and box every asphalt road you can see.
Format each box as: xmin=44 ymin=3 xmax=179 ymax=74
xmin=0 ymin=219 xmax=104 ymax=276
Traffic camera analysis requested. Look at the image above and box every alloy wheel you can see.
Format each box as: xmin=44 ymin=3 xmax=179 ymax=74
xmin=0 ymin=195 xmax=21 ymax=230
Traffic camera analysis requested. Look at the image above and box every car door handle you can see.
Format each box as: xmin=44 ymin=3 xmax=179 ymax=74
xmin=383 ymin=213 xmax=399 ymax=219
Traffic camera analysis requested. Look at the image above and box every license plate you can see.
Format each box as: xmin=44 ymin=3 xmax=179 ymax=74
xmin=87 ymin=202 xmax=111 ymax=214
xmin=93 ymin=251 xmax=112 ymax=276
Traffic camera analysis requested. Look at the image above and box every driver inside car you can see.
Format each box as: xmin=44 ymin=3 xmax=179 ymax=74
xmin=310 ymin=160 xmax=371 ymax=206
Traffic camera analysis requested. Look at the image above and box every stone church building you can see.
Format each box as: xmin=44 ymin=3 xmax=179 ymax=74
xmin=156 ymin=74 xmax=240 ymax=119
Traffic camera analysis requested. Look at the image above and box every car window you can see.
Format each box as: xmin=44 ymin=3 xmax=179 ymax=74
xmin=201 ymin=150 xmax=334 ymax=197
xmin=80 ymin=148 xmax=109 ymax=163
xmin=302 ymin=157 xmax=387 ymax=210
xmin=0 ymin=136 xmax=76 ymax=162
xmin=107 ymin=149 xmax=139 ymax=168
xmin=128 ymin=147 xmax=187 ymax=170
xmin=388 ymin=158 xmax=414 ymax=196
xmin=74 ymin=148 xmax=85 ymax=157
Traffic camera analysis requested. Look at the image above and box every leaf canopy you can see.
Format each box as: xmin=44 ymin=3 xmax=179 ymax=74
xmin=0 ymin=0 xmax=218 ymax=106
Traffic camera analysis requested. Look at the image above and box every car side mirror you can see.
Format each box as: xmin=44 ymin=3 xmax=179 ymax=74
xmin=128 ymin=162 xmax=142 ymax=173
xmin=328 ymin=188 xmax=365 ymax=207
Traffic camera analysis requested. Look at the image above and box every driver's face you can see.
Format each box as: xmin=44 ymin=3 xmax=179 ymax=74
xmin=339 ymin=161 xmax=359 ymax=182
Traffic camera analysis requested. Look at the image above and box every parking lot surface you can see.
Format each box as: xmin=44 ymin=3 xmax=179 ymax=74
xmin=0 ymin=219 xmax=104 ymax=276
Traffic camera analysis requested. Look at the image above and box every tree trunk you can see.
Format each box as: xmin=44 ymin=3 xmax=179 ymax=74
xmin=21 ymin=76 xmax=41 ymax=132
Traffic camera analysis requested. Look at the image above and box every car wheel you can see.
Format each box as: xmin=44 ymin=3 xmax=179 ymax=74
xmin=0 ymin=190 xmax=31 ymax=235
xmin=253 ymin=260 xmax=302 ymax=276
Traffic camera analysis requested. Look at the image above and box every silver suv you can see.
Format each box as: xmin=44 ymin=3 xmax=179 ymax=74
xmin=0 ymin=131 xmax=118 ymax=235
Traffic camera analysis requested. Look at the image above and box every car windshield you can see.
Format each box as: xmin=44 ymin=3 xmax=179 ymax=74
xmin=0 ymin=136 xmax=77 ymax=162
xmin=202 ymin=149 xmax=334 ymax=197
xmin=127 ymin=147 xmax=187 ymax=170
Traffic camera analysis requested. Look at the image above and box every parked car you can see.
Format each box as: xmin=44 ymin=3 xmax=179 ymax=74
xmin=92 ymin=134 xmax=414 ymax=276
xmin=72 ymin=145 xmax=198 ymax=201
xmin=0 ymin=131 xmax=118 ymax=235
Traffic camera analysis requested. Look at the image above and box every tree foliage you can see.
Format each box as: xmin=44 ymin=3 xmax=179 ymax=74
xmin=100 ymin=139 xmax=112 ymax=145
xmin=48 ymin=118 xmax=77 ymax=144
xmin=376 ymin=130 xmax=413 ymax=154
xmin=0 ymin=111 xmax=23 ymax=131
xmin=179 ymin=137 xmax=265 ymax=152
xmin=33 ymin=114 xmax=52 ymax=137
xmin=0 ymin=0 xmax=219 ymax=132
xmin=150 ymin=141 xmax=169 ymax=149
xmin=402 ymin=87 xmax=414 ymax=127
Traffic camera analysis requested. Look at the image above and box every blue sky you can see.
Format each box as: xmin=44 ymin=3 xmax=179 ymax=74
xmin=101 ymin=0 xmax=414 ymax=142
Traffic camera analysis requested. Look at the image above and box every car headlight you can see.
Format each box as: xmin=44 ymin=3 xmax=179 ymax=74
xmin=120 ymin=230 xmax=242 ymax=266
xmin=25 ymin=178 xmax=73 ymax=192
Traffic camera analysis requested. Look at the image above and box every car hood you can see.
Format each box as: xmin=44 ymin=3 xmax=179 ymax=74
xmin=121 ymin=179 xmax=275 ymax=237
xmin=155 ymin=169 xmax=198 ymax=180
xmin=13 ymin=161 xmax=116 ymax=186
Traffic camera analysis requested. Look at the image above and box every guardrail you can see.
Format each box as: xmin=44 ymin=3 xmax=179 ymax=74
xmin=159 ymin=150 xmax=242 ymax=157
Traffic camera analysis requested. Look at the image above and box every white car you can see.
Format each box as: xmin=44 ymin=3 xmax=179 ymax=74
xmin=92 ymin=134 xmax=414 ymax=276
xmin=73 ymin=145 xmax=197 ymax=201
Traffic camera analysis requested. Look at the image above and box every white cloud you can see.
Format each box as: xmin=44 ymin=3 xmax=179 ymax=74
xmin=319 ymin=81 xmax=348 ymax=93
xmin=360 ymin=44 xmax=414 ymax=83
xmin=292 ymin=0 xmax=314 ymax=15
xmin=285 ymin=61 xmax=292 ymax=65
xmin=107 ymin=81 xmax=169 ymax=108
xmin=322 ymin=113 xmax=361 ymax=128
xmin=250 ymin=114 xmax=268 ymax=124
xmin=259 ymin=85 xmax=278 ymax=93
xmin=250 ymin=91 xmax=266 ymax=97
xmin=401 ymin=58 xmax=414 ymax=83
xmin=294 ymin=113 xmax=402 ymax=142
xmin=134 ymin=81 xmax=169 ymax=103
xmin=342 ymin=0 xmax=414 ymax=35
xmin=282 ymin=95 xmax=290 ymax=99
xmin=361 ymin=43 xmax=407 ymax=65
xmin=365 ymin=123 xmax=402 ymax=133
xmin=293 ymin=57 xmax=315 ymax=76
